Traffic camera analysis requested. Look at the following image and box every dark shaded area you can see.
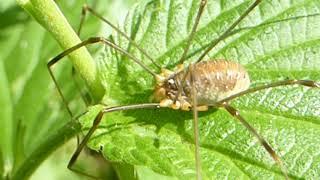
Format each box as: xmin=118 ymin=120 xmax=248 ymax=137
xmin=0 ymin=5 xmax=30 ymax=29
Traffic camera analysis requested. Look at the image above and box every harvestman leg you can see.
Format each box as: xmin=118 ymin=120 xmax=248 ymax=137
xmin=47 ymin=37 xmax=158 ymax=116
xmin=194 ymin=2 xmax=320 ymax=63
xmin=214 ymin=80 xmax=320 ymax=179
xmin=48 ymin=36 xmax=160 ymax=177
xmin=68 ymin=17 xmax=94 ymax=107
xmin=178 ymin=0 xmax=207 ymax=64
xmin=64 ymin=2 xmax=210 ymax=175
xmin=189 ymin=64 xmax=202 ymax=180
xmin=217 ymin=79 xmax=320 ymax=104
xmin=78 ymin=3 xmax=161 ymax=69
xmin=221 ymin=102 xmax=289 ymax=179
xmin=174 ymin=0 xmax=208 ymax=103
xmin=196 ymin=0 xmax=262 ymax=63
xmin=175 ymin=0 xmax=263 ymax=102
xmin=163 ymin=0 xmax=208 ymax=170
xmin=67 ymin=103 xmax=160 ymax=178
xmin=71 ymin=67 xmax=91 ymax=106
xmin=47 ymin=4 xmax=165 ymax=177
xmin=53 ymin=2 xmax=164 ymax=112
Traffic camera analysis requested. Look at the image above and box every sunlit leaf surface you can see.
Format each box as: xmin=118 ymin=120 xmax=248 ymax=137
xmin=80 ymin=0 xmax=320 ymax=179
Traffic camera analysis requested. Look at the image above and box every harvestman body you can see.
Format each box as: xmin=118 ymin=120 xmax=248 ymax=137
xmin=47 ymin=0 xmax=320 ymax=179
xmin=155 ymin=61 xmax=250 ymax=111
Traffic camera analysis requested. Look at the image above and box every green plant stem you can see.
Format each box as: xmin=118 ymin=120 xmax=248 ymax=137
xmin=16 ymin=0 xmax=104 ymax=100
xmin=11 ymin=120 xmax=81 ymax=180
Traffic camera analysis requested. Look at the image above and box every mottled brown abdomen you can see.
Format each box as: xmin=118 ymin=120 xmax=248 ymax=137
xmin=175 ymin=60 xmax=250 ymax=105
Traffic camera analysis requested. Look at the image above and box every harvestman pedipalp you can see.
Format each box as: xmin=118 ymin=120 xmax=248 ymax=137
xmin=47 ymin=0 xmax=320 ymax=179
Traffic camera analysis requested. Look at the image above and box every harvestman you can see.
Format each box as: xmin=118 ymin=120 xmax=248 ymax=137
xmin=47 ymin=0 xmax=319 ymax=179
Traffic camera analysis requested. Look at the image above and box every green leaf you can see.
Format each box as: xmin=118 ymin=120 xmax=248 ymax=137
xmin=0 ymin=4 xmax=80 ymax=179
xmin=2 ymin=0 xmax=142 ymax=179
xmin=1 ymin=0 xmax=101 ymax=179
xmin=80 ymin=0 xmax=320 ymax=179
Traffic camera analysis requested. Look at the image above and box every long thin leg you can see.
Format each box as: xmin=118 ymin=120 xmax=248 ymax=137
xmin=215 ymin=79 xmax=320 ymax=105
xmin=221 ymin=102 xmax=289 ymax=179
xmin=68 ymin=103 xmax=160 ymax=178
xmin=47 ymin=64 xmax=73 ymax=118
xmin=47 ymin=37 xmax=159 ymax=118
xmin=77 ymin=4 xmax=87 ymax=36
xmin=71 ymin=67 xmax=91 ymax=106
xmin=226 ymin=14 xmax=320 ymax=38
xmin=182 ymin=13 xmax=320 ymax=61
xmin=71 ymin=67 xmax=87 ymax=147
xmin=78 ymin=4 xmax=161 ymax=69
xmin=178 ymin=0 xmax=207 ymax=64
xmin=190 ymin=64 xmax=202 ymax=179
xmin=196 ymin=0 xmax=262 ymax=63
xmin=213 ymin=79 xmax=320 ymax=178
xmin=175 ymin=13 xmax=319 ymax=102
xmin=48 ymin=37 xmax=157 ymax=76
xmin=174 ymin=0 xmax=262 ymax=104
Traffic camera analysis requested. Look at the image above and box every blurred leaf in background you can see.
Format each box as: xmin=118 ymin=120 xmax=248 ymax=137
xmin=0 ymin=0 xmax=136 ymax=179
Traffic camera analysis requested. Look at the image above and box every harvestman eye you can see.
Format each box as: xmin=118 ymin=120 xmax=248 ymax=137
xmin=47 ymin=0 xmax=320 ymax=179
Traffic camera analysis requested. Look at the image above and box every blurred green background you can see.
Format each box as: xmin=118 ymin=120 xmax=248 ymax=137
xmin=0 ymin=0 xmax=136 ymax=179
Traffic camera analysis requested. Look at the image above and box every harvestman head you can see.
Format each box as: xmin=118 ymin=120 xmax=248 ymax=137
xmin=47 ymin=0 xmax=320 ymax=179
